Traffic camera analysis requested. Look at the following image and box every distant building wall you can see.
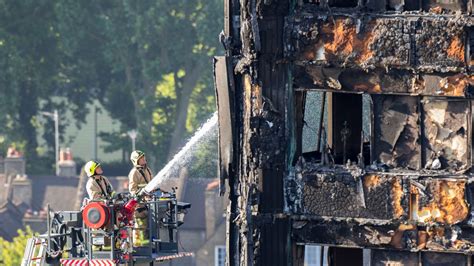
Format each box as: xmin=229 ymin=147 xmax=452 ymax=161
xmin=37 ymin=98 xmax=123 ymax=163
xmin=196 ymin=223 xmax=226 ymax=266
xmin=179 ymin=229 xmax=206 ymax=252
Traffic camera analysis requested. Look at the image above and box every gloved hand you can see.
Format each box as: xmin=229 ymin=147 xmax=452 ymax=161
xmin=111 ymin=191 xmax=122 ymax=200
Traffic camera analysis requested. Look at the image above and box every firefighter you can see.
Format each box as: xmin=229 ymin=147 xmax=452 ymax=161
xmin=85 ymin=160 xmax=115 ymax=200
xmin=128 ymin=150 xmax=154 ymax=246
xmin=84 ymin=160 xmax=115 ymax=251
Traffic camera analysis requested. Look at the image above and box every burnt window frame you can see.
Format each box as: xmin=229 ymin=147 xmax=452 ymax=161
xmin=297 ymin=90 xmax=372 ymax=166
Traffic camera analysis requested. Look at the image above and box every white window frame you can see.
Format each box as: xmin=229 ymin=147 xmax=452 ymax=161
xmin=215 ymin=245 xmax=226 ymax=266
xmin=304 ymin=245 xmax=321 ymax=266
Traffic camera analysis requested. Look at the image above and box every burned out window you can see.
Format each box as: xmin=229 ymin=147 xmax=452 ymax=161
xmin=330 ymin=93 xmax=363 ymax=164
xmin=328 ymin=0 xmax=358 ymax=8
xmin=329 ymin=247 xmax=363 ymax=266
xmin=300 ymin=91 xmax=371 ymax=165
xmin=371 ymin=250 xmax=419 ymax=265
xmin=386 ymin=0 xmax=406 ymax=11
xmin=362 ymin=94 xmax=372 ymax=164
xmin=404 ymin=0 xmax=421 ymax=10
xmin=366 ymin=0 xmax=386 ymax=11
xmin=362 ymin=95 xmax=371 ymax=138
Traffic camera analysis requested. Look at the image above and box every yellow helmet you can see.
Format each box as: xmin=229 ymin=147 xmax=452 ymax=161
xmin=130 ymin=150 xmax=145 ymax=166
xmin=84 ymin=160 xmax=101 ymax=177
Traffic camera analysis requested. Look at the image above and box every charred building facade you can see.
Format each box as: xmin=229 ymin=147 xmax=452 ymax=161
xmin=214 ymin=0 xmax=474 ymax=265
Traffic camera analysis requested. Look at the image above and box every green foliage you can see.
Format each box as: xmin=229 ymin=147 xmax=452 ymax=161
xmin=0 ymin=0 xmax=222 ymax=173
xmin=102 ymin=160 xmax=131 ymax=177
xmin=0 ymin=227 xmax=35 ymax=266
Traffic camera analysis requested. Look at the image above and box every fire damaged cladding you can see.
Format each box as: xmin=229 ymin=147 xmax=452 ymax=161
xmin=371 ymin=95 xmax=471 ymax=171
xmin=294 ymin=156 xmax=474 ymax=225
xmin=288 ymin=17 xmax=410 ymax=67
xmin=292 ymin=164 xmax=474 ymax=252
xmin=294 ymin=66 xmax=474 ymax=97
xmin=219 ymin=0 xmax=292 ymax=265
xmin=292 ymin=218 xmax=474 ymax=253
xmin=422 ymin=99 xmax=471 ymax=171
xmin=288 ymin=14 xmax=474 ymax=96
xmin=296 ymin=164 xmax=472 ymax=225
xmin=214 ymin=56 xmax=235 ymax=192
xmin=219 ymin=0 xmax=474 ymax=264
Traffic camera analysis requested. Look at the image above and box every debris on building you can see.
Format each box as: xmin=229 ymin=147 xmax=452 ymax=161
xmin=215 ymin=0 xmax=474 ymax=265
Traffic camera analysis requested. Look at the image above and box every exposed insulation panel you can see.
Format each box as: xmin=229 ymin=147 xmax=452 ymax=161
xmin=293 ymin=17 xmax=410 ymax=68
xmin=294 ymin=162 xmax=470 ymax=227
xmin=417 ymin=179 xmax=469 ymax=224
xmin=302 ymin=172 xmax=402 ymax=220
xmin=289 ymin=16 xmax=470 ymax=70
xmin=415 ymin=18 xmax=466 ymax=69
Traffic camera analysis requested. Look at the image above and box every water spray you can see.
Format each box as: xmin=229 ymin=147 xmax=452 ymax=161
xmin=143 ymin=112 xmax=218 ymax=193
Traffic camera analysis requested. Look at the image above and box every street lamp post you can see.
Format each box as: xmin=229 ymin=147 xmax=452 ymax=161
xmin=127 ymin=130 xmax=138 ymax=151
xmin=40 ymin=110 xmax=59 ymax=176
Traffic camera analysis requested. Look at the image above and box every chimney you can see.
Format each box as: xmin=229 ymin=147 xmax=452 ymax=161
xmin=10 ymin=175 xmax=32 ymax=207
xmin=205 ymin=179 xmax=222 ymax=239
xmin=58 ymin=147 xmax=77 ymax=177
xmin=4 ymin=146 xmax=25 ymax=176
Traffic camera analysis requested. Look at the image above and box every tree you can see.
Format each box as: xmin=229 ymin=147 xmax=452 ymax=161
xmin=54 ymin=0 xmax=222 ymax=169
xmin=0 ymin=1 xmax=98 ymax=173
xmin=188 ymin=124 xmax=218 ymax=179
xmin=0 ymin=1 xmax=57 ymax=171
xmin=0 ymin=0 xmax=222 ymax=173
xmin=0 ymin=227 xmax=35 ymax=265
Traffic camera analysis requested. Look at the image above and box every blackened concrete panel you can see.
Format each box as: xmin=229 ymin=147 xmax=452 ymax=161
xmin=422 ymin=252 xmax=467 ymax=266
